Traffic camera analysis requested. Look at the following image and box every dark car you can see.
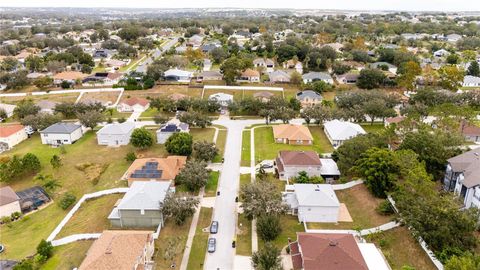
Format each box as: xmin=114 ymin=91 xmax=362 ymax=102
xmin=210 ymin=221 xmax=219 ymax=234
xmin=207 ymin=238 xmax=216 ymax=253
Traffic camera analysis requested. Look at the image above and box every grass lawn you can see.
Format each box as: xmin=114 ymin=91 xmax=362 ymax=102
xmin=104 ymin=109 xmax=132 ymax=119
xmin=204 ymin=171 xmax=219 ymax=197
xmin=253 ymin=125 xmax=334 ymax=162
xmin=212 ymin=129 xmax=227 ymax=163
xmin=307 ymin=184 xmax=393 ymax=230
xmin=361 ymin=123 xmax=386 ymax=134
xmin=140 ymin=107 xmax=159 ymax=118
xmin=239 ymin=174 xmax=251 ymax=188
xmin=236 ymin=214 xmax=252 ymax=256
xmin=154 ymin=218 xmax=192 ymax=270
xmin=191 ymin=127 xmax=216 ymax=143
xmin=241 ymin=130 xmax=251 ymax=167
xmin=55 ymin=193 xmax=123 ymax=239
xmin=186 ymin=207 xmax=213 ymax=270
xmin=366 ymin=226 xmax=437 ymax=270
xmin=258 ymin=215 xmax=304 ymax=251
xmin=40 ymin=240 xmax=93 ymax=270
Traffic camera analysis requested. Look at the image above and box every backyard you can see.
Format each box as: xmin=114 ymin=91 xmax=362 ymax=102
xmin=40 ymin=240 xmax=93 ymax=270
xmin=186 ymin=207 xmax=213 ymax=270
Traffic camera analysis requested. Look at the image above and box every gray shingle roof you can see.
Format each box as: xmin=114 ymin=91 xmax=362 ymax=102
xmin=97 ymin=122 xmax=135 ymax=135
xmin=117 ymin=181 xmax=171 ymax=210
xmin=293 ymin=184 xmax=340 ymax=207
xmin=40 ymin=122 xmax=81 ymax=134
xmin=296 ymin=90 xmax=322 ymax=100
xmin=302 ymin=72 xmax=332 ymax=81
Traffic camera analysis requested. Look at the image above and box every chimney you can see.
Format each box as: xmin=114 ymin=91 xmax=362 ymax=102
xmin=329 ymin=241 xmax=338 ymax=247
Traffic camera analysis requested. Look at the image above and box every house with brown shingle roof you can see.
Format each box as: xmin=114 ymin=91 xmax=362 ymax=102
xmin=53 ymin=71 xmax=88 ymax=85
xmin=0 ymin=186 xmax=21 ymax=218
xmin=0 ymin=124 xmax=27 ymax=153
xmin=238 ymin=68 xmax=260 ymax=83
xmin=117 ymin=97 xmax=150 ymax=112
xmin=275 ymin=150 xmax=340 ymax=181
xmin=79 ymin=230 xmax=154 ymax=270
xmin=272 ymin=124 xmax=313 ymax=145
xmin=289 ymin=233 xmax=389 ymax=270
xmin=460 ymin=120 xmax=480 ymax=143
xmin=123 ymin=156 xmax=187 ymax=186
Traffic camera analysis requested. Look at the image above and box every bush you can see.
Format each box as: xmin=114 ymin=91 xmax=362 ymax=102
xmin=376 ymin=200 xmax=394 ymax=215
xmin=165 ymin=133 xmax=193 ymax=155
xmin=11 ymin=211 xmax=21 ymax=220
xmin=58 ymin=193 xmax=76 ymax=210
xmin=1 ymin=216 xmax=11 ymax=224
xmin=125 ymin=152 xmax=137 ymax=162
xmin=118 ymin=117 xmax=126 ymax=123
xmin=256 ymin=215 xmax=282 ymax=242
xmin=36 ymin=239 xmax=53 ymax=259
xmin=130 ymin=128 xmax=154 ymax=149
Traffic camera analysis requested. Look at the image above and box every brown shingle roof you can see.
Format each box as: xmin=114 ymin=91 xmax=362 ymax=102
xmin=122 ymin=97 xmax=150 ymax=107
xmin=297 ymin=233 xmax=368 ymax=270
xmin=273 ymin=124 xmax=313 ymax=142
xmin=53 ymin=71 xmax=88 ymax=81
xmin=242 ymin=68 xmax=260 ymax=77
xmin=0 ymin=186 xmax=19 ymax=206
xmin=79 ymin=230 xmax=152 ymax=270
xmin=0 ymin=124 xmax=24 ymax=138
xmin=461 ymin=121 xmax=480 ymax=137
xmin=278 ymin=151 xmax=321 ymax=166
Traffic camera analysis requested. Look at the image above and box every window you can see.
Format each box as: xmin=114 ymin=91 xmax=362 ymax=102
xmin=141 ymin=209 xmax=145 ymax=215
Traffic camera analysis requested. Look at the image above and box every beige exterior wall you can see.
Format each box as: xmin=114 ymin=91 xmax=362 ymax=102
xmin=0 ymin=129 xmax=27 ymax=148
xmin=0 ymin=201 xmax=21 ymax=218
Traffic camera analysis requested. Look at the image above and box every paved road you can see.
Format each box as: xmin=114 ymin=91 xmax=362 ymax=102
xmin=203 ymin=118 xmax=263 ymax=270
xmin=135 ymin=37 xmax=178 ymax=74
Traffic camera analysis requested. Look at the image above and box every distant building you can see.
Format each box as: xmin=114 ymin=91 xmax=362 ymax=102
xmin=0 ymin=124 xmax=28 ymax=153
xmin=302 ymin=72 xmax=333 ymax=84
xmin=164 ymin=68 xmax=193 ymax=82
xmin=117 ymin=97 xmax=150 ymax=112
xmin=0 ymin=103 xmax=16 ymax=118
xmin=253 ymin=58 xmax=275 ymax=72
xmin=275 ymin=150 xmax=340 ymax=182
xmin=238 ymin=68 xmax=260 ymax=83
xmin=463 ymin=75 xmax=480 ymax=87
xmin=209 ymin=92 xmax=233 ymax=107
xmin=272 ymin=124 xmax=313 ymax=145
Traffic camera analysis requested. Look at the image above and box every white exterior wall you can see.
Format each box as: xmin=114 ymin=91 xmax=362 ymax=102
xmin=0 ymin=129 xmax=27 ymax=148
xmin=117 ymin=103 xmax=149 ymax=112
xmin=157 ymin=132 xmax=173 ymax=144
xmin=97 ymin=131 xmax=133 ymax=146
xmin=323 ymin=128 xmax=344 ymax=148
xmin=297 ymin=205 xmax=339 ymax=223
xmin=0 ymin=200 xmax=21 ymax=218
xmin=41 ymin=129 xmax=83 ymax=145
xmin=279 ymin=165 xmax=322 ymax=181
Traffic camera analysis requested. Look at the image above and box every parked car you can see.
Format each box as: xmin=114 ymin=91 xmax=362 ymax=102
xmin=210 ymin=221 xmax=219 ymax=234
xmin=207 ymin=238 xmax=216 ymax=253
xmin=259 ymin=160 xmax=274 ymax=169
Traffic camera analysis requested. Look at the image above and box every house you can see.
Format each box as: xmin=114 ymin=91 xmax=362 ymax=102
xmin=53 ymin=71 xmax=88 ymax=85
xmin=197 ymin=70 xmax=223 ymax=82
xmin=117 ymin=97 xmax=150 ymax=112
xmin=40 ymin=122 xmax=83 ymax=145
xmin=253 ymin=91 xmax=275 ymax=102
xmin=337 ymin=73 xmax=359 ymax=84
xmin=0 ymin=103 xmax=16 ymax=118
xmin=78 ymin=230 xmax=154 ymax=270
xmin=108 ymin=181 xmax=171 ymax=228
xmin=272 ymin=124 xmax=313 ymax=145
xmin=282 ymin=184 xmax=340 ymax=223
xmin=296 ymin=90 xmax=323 ymax=108
xmin=209 ymin=92 xmax=233 ymax=107
xmin=446 ymin=33 xmax=462 ymax=43
xmin=268 ymin=70 xmax=290 ymax=83
xmin=122 ymin=156 xmax=187 ymax=186
xmin=444 ymin=148 xmax=480 ymax=210
xmin=36 ymin=100 xmax=58 ymax=114
xmin=186 ymin=34 xmax=204 ymax=48
xmin=93 ymin=49 xmax=111 ymax=59
xmin=104 ymin=59 xmax=128 ymax=69
xmin=463 ymin=75 xmax=480 ymax=87
xmin=289 ymin=233 xmax=390 ymax=270
xmin=460 ymin=121 xmax=480 ymax=143
xmin=0 ymin=124 xmax=28 ymax=153
xmin=0 ymin=186 xmax=21 ymax=218
xmin=283 ymin=59 xmax=303 ymax=74
xmin=275 ymin=150 xmax=340 ymax=181
xmin=370 ymin=62 xmax=398 ymax=74
xmin=164 ymin=68 xmax=193 ymax=83
xmin=156 ymin=120 xmax=190 ymax=144
xmin=238 ymin=68 xmax=260 ymax=82
xmin=200 ymin=42 xmax=221 ymax=53
xmin=253 ymin=58 xmax=275 ymax=72
xmin=83 ymin=72 xmax=123 ymax=85
xmin=384 ymin=116 xmax=405 ymax=127
xmin=96 ymin=122 xmax=135 ymax=146
xmin=324 ymin=120 xmax=366 ymax=148
xmin=302 ymin=72 xmax=333 ymax=84
xmin=433 ymin=49 xmax=450 ymax=57
xmin=203 ymin=59 xmax=212 ymax=71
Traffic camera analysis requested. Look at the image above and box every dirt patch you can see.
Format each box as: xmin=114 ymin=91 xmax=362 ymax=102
xmin=75 ymin=162 xmax=109 ymax=185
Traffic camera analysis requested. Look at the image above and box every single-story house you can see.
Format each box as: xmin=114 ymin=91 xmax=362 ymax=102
xmin=460 ymin=121 xmax=480 ymax=143
xmin=53 ymin=71 xmax=88 ymax=85
xmin=446 ymin=33 xmax=462 ymax=43
xmin=289 ymin=233 xmax=390 ymax=270
xmin=253 ymin=58 xmax=275 ymax=72
xmin=209 ymin=92 xmax=233 ymax=107
xmin=463 ymin=75 xmax=480 ymax=87
xmin=283 ymin=59 xmax=303 ymax=74
xmin=0 ymin=103 xmax=16 ymax=118
xmin=156 ymin=120 xmax=190 ymax=144
xmin=337 ymin=73 xmax=359 ymax=84
xmin=433 ymin=49 xmax=450 ymax=57
xmin=296 ymin=90 xmax=323 ymax=108
xmin=268 ymin=70 xmax=290 ymax=83
xmin=97 ymin=122 xmax=135 ymax=146
xmin=253 ymin=91 xmax=274 ymax=102
xmin=384 ymin=116 xmax=406 ymax=127
xmin=324 ymin=120 xmax=366 ymax=148
xmin=238 ymin=68 xmax=260 ymax=82
xmin=36 ymin=100 xmax=58 ymax=114
xmin=104 ymin=59 xmax=128 ymax=69
xmin=0 ymin=186 xmax=21 ymax=218
xmin=78 ymin=230 xmax=154 ymax=270
xmin=203 ymin=59 xmax=212 ymax=71
xmin=302 ymin=72 xmax=333 ymax=84
xmin=275 ymin=150 xmax=340 ymax=181
xmin=0 ymin=124 xmax=28 ymax=153
xmin=272 ymin=124 xmax=313 ymax=145
xmin=109 ymin=181 xmax=171 ymax=228
xmin=122 ymin=156 xmax=187 ymax=186
xmin=40 ymin=122 xmax=83 ymax=145
xmin=164 ymin=68 xmax=193 ymax=83
xmin=282 ymin=184 xmax=340 ymax=223
xmin=197 ymin=70 xmax=223 ymax=82
xmin=83 ymin=72 xmax=123 ymax=85
xmin=117 ymin=97 xmax=150 ymax=112
xmin=370 ymin=62 xmax=397 ymax=74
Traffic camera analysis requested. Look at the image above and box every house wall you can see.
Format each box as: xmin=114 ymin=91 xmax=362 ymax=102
xmin=0 ymin=129 xmax=27 ymax=148
xmin=114 ymin=209 xmax=163 ymax=228
xmin=97 ymin=131 xmax=133 ymax=146
xmin=465 ymin=135 xmax=480 ymax=143
xmin=323 ymin=128 xmax=343 ymax=149
xmin=297 ymin=205 xmax=339 ymax=223
xmin=41 ymin=129 xmax=83 ymax=145
xmin=0 ymin=200 xmax=21 ymax=218
xmin=157 ymin=132 xmax=173 ymax=144
xmin=279 ymin=165 xmax=322 ymax=181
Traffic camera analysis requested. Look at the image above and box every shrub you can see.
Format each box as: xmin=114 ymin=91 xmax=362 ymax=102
xmin=256 ymin=215 xmax=282 ymax=242
xmin=36 ymin=239 xmax=53 ymax=259
xmin=125 ymin=152 xmax=137 ymax=162
xmin=376 ymin=200 xmax=395 ymax=215
xmin=165 ymin=132 xmax=193 ymax=155
xmin=118 ymin=117 xmax=126 ymax=123
xmin=11 ymin=211 xmax=21 ymax=220
xmin=1 ymin=216 xmax=11 ymax=224
xmin=58 ymin=193 xmax=76 ymax=210
xmin=130 ymin=128 xmax=154 ymax=149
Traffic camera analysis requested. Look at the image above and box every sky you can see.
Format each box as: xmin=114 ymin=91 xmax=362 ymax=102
xmin=1 ymin=0 xmax=479 ymax=12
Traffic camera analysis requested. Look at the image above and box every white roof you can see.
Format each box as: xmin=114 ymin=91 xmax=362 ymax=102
xmin=324 ymin=119 xmax=366 ymax=141
xmin=209 ymin=92 xmax=233 ymax=102
xmin=358 ymin=243 xmax=391 ymax=270
xmin=0 ymin=103 xmax=16 ymax=114
xmin=164 ymin=68 xmax=193 ymax=78
xmin=319 ymin=158 xmax=341 ymax=176
xmin=116 ymin=181 xmax=171 ymax=210
xmin=293 ymin=184 xmax=340 ymax=207
xmin=464 ymin=75 xmax=480 ymax=84
xmin=97 ymin=122 xmax=135 ymax=135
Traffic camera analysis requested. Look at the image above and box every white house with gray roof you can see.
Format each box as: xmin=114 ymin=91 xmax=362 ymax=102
xmin=302 ymin=72 xmax=333 ymax=84
xmin=108 ymin=180 xmax=172 ymax=228
xmin=296 ymin=90 xmax=323 ymax=108
xmin=282 ymin=184 xmax=340 ymax=223
xmin=96 ymin=122 xmax=135 ymax=146
xmin=463 ymin=75 xmax=480 ymax=87
xmin=324 ymin=119 xmax=366 ymax=148
xmin=39 ymin=122 xmax=83 ymax=145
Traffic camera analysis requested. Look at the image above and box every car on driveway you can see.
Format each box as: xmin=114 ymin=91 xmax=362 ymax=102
xmin=207 ymin=238 xmax=216 ymax=253
xmin=259 ymin=160 xmax=274 ymax=169
xmin=210 ymin=221 xmax=219 ymax=234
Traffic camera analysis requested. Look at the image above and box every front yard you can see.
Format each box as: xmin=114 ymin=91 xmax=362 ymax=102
xmin=40 ymin=240 xmax=93 ymax=270
xmin=204 ymin=171 xmax=219 ymax=197
xmin=253 ymin=125 xmax=334 ymax=162
xmin=241 ymin=130 xmax=251 ymax=167
xmin=187 ymin=207 xmax=213 ymax=270
xmin=154 ymin=218 xmax=192 ymax=270
xmin=236 ymin=214 xmax=252 ymax=256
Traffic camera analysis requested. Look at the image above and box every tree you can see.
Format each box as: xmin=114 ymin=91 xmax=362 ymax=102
xmin=220 ymin=56 xmax=253 ymax=85
xmin=251 ymin=243 xmax=282 ymax=270
xmin=357 ymin=68 xmax=386 ymax=89
xmin=256 ymin=214 xmax=282 ymax=242
xmin=36 ymin=239 xmax=53 ymax=259
xmin=210 ymin=47 xmax=228 ymax=64
xmin=0 ymin=108 xmax=7 ymax=121
xmin=446 ymin=54 xmax=460 ymax=65
xmin=397 ymin=61 xmax=421 ymax=90
xmin=438 ymin=65 xmax=464 ymax=91
xmin=33 ymin=76 xmax=53 ymax=89
xmin=130 ymin=128 xmax=154 ymax=149
xmin=310 ymin=80 xmax=333 ymax=93
xmin=467 ymin=61 xmax=480 ymax=77
xmin=293 ymin=171 xmax=324 ymax=184
xmin=175 ymin=160 xmax=210 ymax=191
xmin=77 ymin=110 xmax=104 ymax=129
xmin=153 ymin=114 xmax=169 ymax=125
xmin=300 ymin=104 xmax=332 ymax=126
xmin=58 ymin=193 xmax=76 ymax=210
xmin=445 ymin=253 xmax=480 ymax=270
xmin=193 ymin=141 xmax=218 ymax=161
xmin=161 ymin=193 xmax=199 ymax=225
xmin=14 ymin=99 xmax=41 ymax=119
xmin=25 ymin=55 xmax=45 ymax=72
xmin=290 ymin=71 xmax=302 ymax=85
xmin=21 ymin=113 xmax=61 ymax=131
xmin=50 ymin=155 xmax=62 ymax=169
xmin=240 ymin=181 xmax=288 ymax=220
xmin=22 ymin=153 xmax=41 ymax=174
xmin=165 ymin=133 xmax=193 ymax=155
xmin=1 ymin=57 xmax=18 ymax=71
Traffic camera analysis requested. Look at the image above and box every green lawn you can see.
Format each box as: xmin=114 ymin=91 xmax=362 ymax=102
xmin=236 ymin=214 xmax=252 ymax=256
xmin=41 ymin=240 xmax=93 ymax=270
xmin=191 ymin=127 xmax=216 ymax=143
xmin=241 ymin=130 xmax=251 ymax=167
xmin=360 ymin=123 xmax=386 ymax=134
xmin=253 ymin=125 xmax=334 ymax=162
xmin=259 ymin=215 xmax=304 ymax=251
xmin=204 ymin=171 xmax=219 ymax=197
xmin=186 ymin=207 xmax=213 ymax=270
xmin=212 ymin=129 xmax=227 ymax=163
xmin=139 ymin=107 xmax=159 ymax=118
xmin=239 ymin=174 xmax=251 ymax=189
xmin=55 ymin=194 xmax=123 ymax=239
xmin=154 ymin=218 xmax=192 ymax=270
xmin=366 ymin=227 xmax=437 ymax=270
xmin=103 ymin=110 xmax=132 ymax=120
